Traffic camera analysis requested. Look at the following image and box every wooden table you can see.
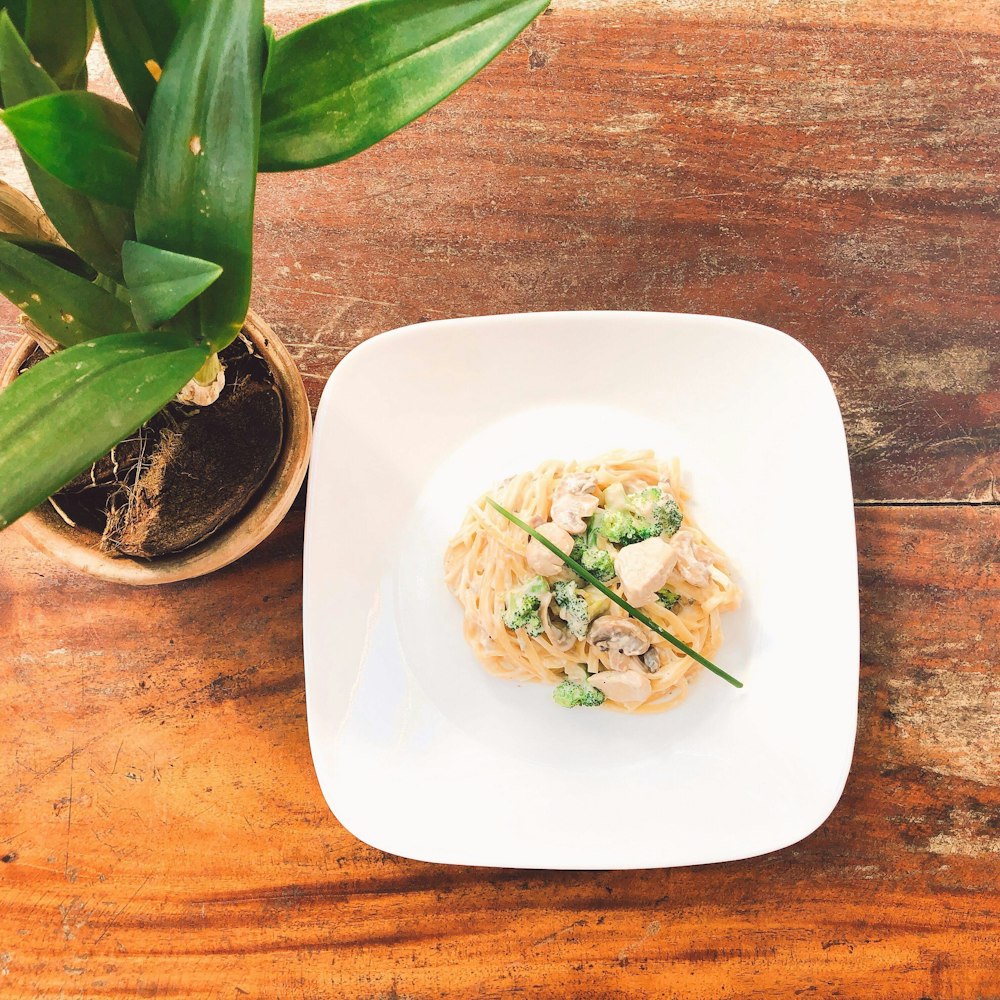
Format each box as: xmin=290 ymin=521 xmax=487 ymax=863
xmin=1 ymin=1 xmax=998 ymax=996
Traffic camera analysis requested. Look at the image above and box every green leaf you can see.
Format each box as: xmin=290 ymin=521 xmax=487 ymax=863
xmin=135 ymin=0 xmax=263 ymax=352
xmin=0 ymin=2 xmax=26 ymax=92
xmin=1 ymin=3 xmax=26 ymax=34
xmin=94 ymin=270 xmax=131 ymax=305
xmin=0 ymin=1 xmax=94 ymax=97
xmin=90 ymin=0 xmax=190 ymax=119
xmin=0 ymin=232 xmax=95 ymax=278
xmin=0 ymin=12 xmax=132 ymax=278
xmin=259 ymin=0 xmax=550 ymax=171
xmin=0 ymin=331 xmax=208 ymax=529
xmin=1 ymin=92 xmax=141 ymax=209
xmin=0 ymin=234 xmax=137 ymax=346
xmin=261 ymin=23 xmax=276 ymax=93
xmin=21 ymin=0 xmax=95 ymax=89
xmin=122 ymin=240 xmax=222 ymax=329
xmin=67 ymin=57 xmax=87 ymax=92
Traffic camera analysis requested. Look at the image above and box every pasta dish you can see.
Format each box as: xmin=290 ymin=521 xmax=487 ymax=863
xmin=444 ymin=451 xmax=740 ymax=712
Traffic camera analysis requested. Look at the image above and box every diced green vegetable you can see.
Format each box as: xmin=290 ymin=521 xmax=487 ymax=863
xmin=657 ymin=587 xmax=681 ymax=610
xmin=595 ymin=487 xmax=683 ymax=545
xmin=502 ymin=575 xmax=549 ymax=638
xmin=570 ymin=516 xmax=616 ymax=582
xmin=553 ymin=678 xmax=605 ymax=708
xmin=552 ymin=579 xmax=609 ymax=641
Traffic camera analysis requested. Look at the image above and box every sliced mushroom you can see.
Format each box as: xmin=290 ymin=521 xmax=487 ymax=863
xmin=551 ymin=493 xmax=599 ymax=535
xmin=613 ymin=537 xmax=677 ymax=607
xmin=588 ymin=616 xmax=651 ymax=671
xmin=562 ymin=472 xmax=598 ymax=493
xmin=673 ymin=530 xmax=713 ymax=587
xmin=550 ymin=472 xmax=600 ymax=534
xmin=590 ymin=668 xmax=652 ymax=709
xmin=538 ymin=592 xmax=575 ymax=651
xmin=640 ymin=646 xmax=660 ymax=674
xmin=526 ymin=521 xmax=575 ymax=576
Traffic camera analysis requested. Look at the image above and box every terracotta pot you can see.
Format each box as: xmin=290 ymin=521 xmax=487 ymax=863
xmin=0 ymin=311 xmax=312 ymax=585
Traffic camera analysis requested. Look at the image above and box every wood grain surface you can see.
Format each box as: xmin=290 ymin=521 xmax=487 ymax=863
xmin=1 ymin=1 xmax=998 ymax=997
xmin=1 ymin=508 xmax=998 ymax=998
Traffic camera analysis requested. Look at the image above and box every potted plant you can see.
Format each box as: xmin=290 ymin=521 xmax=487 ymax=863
xmin=0 ymin=0 xmax=548 ymax=584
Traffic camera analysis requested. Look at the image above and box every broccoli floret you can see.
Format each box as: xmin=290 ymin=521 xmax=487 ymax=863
xmin=552 ymin=580 xmax=588 ymax=639
xmin=581 ymin=546 xmax=615 ymax=582
xmin=552 ymin=580 xmax=609 ymax=640
xmin=657 ymin=587 xmax=681 ymax=610
xmin=656 ymin=496 xmax=683 ymax=537
xmin=571 ymin=517 xmax=616 ymax=582
xmin=595 ymin=508 xmax=654 ymax=545
xmin=595 ymin=487 xmax=683 ymax=545
xmin=631 ymin=486 xmax=661 ymax=507
xmin=553 ymin=678 xmax=606 ymax=708
xmin=630 ymin=486 xmax=684 ymax=536
xmin=502 ymin=576 xmax=549 ymax=638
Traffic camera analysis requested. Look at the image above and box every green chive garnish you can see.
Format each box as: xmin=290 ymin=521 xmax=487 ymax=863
xmin=487 ymin=497 xmax=743 ymax=690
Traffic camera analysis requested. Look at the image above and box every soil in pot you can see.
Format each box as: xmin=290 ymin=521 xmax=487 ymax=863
xmin=22 ymin=336 xmax=284 ymax=558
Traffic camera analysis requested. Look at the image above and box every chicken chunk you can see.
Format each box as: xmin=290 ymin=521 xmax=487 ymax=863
xmin=673 ymin=530 xmax=713 ymax=587
xmin=613 ymin=537 xmax=677 ymax=607
xmin=590 ymin=668 xmax=652 ymax=710
xmin=526 ymin=521 xmax=575 ymax=576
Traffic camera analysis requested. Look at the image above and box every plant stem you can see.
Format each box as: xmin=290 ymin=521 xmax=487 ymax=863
xmin=192 ymin=352 xmax=221 ymax=386
xmin=176 ymin=351 xmax=224 ymax=406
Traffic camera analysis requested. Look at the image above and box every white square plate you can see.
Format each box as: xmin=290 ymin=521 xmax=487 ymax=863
xmin=303 ymin=311 xmax=858 ymax=869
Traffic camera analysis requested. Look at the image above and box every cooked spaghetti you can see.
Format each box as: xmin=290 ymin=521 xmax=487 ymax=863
xmin=444 ymin=450 xmax=740 ymax=712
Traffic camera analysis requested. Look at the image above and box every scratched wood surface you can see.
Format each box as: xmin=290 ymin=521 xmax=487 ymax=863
xmin=1 ymin=1 xmax=998 ymax=997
